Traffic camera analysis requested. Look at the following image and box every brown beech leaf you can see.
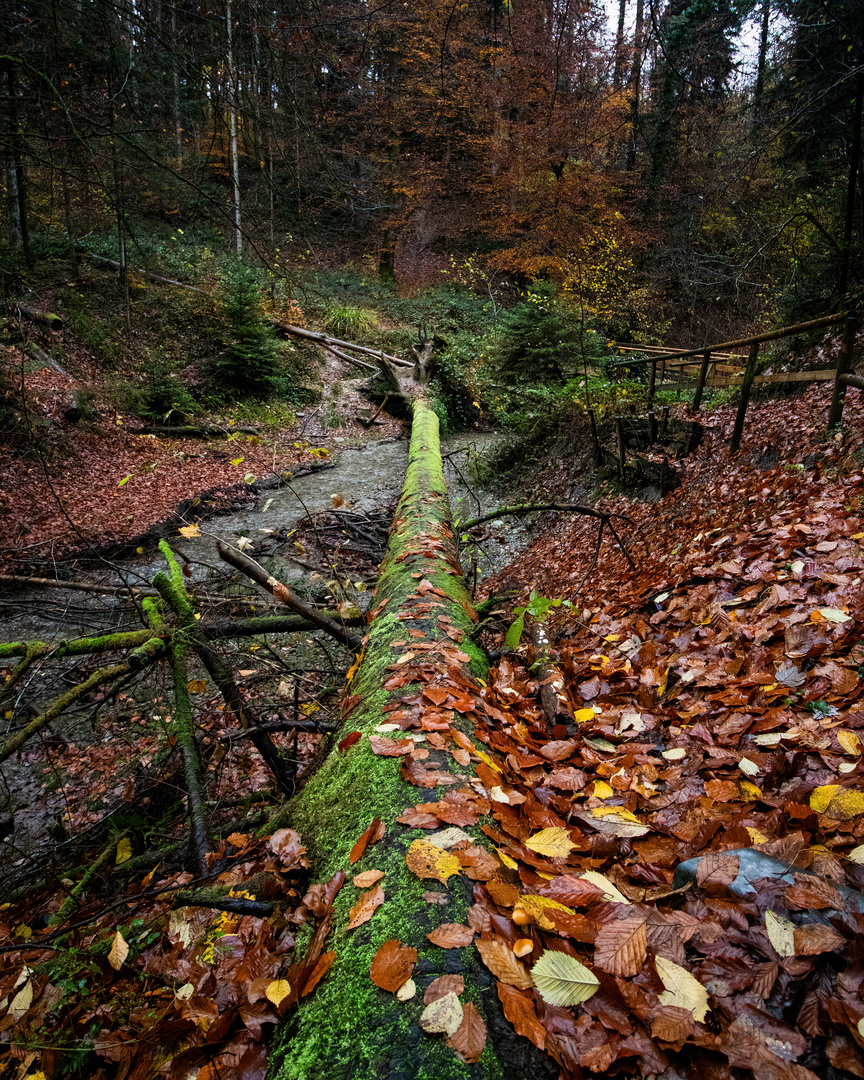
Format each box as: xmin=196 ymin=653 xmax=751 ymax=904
xmin=353 ymin=869 xmax=385 ymax=888
xmin=424 ymin=975 xmax=465 ymax=1004
xmin=423 ymin=890 xmax=450 ymax=905
xmin=423 ymin=686 xmax=450 ymax=706
xmin=349 ymin=818 xmax=386 ymax=864
xmin=427 ymin=923 xmax=475 ymax=948
xmin=301 ymin=952 xmax=335 ymax=997
xmin=369 ymin=735 xmax=415 ymax=756
xmin=784 ymin=876 xmax=843 ymax=911
xmin=446 ymin=1000 xmax=486 ymax=1063
xmin=497 ymin=982 xmax=546 ymax=1050
xmin=695 ymin=852 xmax=740 ymax=888
xmin=537 ymin=875 xmax=606 ymax=908
xmin=346 ymin=884 xmax=385 ymax=930
xmin=651 ymin=1004 xmax=695 ymax=1044
xmin=538 ymin=740 xmax=578 ymax=762
xmin=475 ymin=938 xmax=533 ymax=989
xmin=792 ymin=924 xmax=846 ymax=955
xmin=593 ymin=915 xmax=648 ymax=977
xmin=338 ymin=731 xmax=362 ymax=751
xmin=369 ymin=940 xmax=418 ymax=992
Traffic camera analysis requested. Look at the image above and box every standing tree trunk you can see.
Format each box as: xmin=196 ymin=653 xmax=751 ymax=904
xmin=268 ymin=400 xmax=547 ymax=1079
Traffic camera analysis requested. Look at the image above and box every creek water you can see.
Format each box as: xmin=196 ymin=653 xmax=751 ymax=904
xmin=2 ymin=430 xmax=536 ymax=644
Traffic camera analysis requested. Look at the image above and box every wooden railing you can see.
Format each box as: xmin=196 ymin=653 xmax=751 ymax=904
xmin=608 ymin=311 xmax=859 ymax=451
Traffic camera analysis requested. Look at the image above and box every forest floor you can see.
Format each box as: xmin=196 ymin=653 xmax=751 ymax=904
xmin=0 ymin=347 xmax=404 ymax=563
xmin=3 ymin=372 xmax=864 ymax=1078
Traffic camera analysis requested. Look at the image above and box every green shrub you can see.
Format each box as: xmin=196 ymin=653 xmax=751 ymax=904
xmin=213 ymin=261 xmax=286 ymax=396
xmin=493 ymin=282 xmax=602 ymax=385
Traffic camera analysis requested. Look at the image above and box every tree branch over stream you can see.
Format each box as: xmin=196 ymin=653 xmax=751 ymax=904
xmin=460 ymin=502 xmax=637 ymax=569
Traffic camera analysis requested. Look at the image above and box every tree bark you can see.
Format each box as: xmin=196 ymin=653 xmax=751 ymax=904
xmin=268 ymin=400 xmax=545 ymax=1080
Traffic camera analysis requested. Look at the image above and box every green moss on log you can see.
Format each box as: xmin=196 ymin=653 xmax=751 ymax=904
xmin=269 ymin=401 xmax=509 ymax=1080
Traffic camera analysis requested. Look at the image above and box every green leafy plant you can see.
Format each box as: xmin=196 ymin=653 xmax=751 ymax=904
xmin=505 ymin=590 xmax=571 ymax=650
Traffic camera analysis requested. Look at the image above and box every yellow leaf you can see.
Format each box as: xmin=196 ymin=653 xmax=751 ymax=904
xmin=108 ymin=929 xmax=129 ymax=970
xmin=580 ymin=871 xmax=630 ymax=904
xmin=592 ymin=780 xmax=614 ymax=799
xmin=178 ymin=524 xmax=200 ymax=538
xmin=810 ymin=784 xmax=840 ymax=813
xmin=187 ymin=679 xmax=206 ymax=694
xmin=419 ymin=990 xmax=463 ymax=1034
xmin=848 ymin=844 xmax=864 ymax=864
xmin=474 ymin=751 xmax=502 ymax=773
xmin=573 ymin=707 xmax=596 ymax=723
xmin=346 ymin=652 xmax=363 ymax=684
xmin=496 ymin=848 xmax=518 ymax=870
xmin=265 ymin=979 xmax=292 ymax=1007
xmin=580 ymin=807 xmax=650 ymax=838
xmin=837 ymin=731 xmax=861 ymax=757
xmin=739 ymin=780 xmax=762 ymax=799
xmin=516 ymin=894 xmax=574 ymax=929
xmin=406 ymin=840 xmax=461 ymax=884
xmin=115 ymin=838 xmax=132 ymax=865
xmin=531 ymin=949 xmax=599 ymax=1007
xmin=230 ymin=456 xmax=245 ymax=466
xmin=746 ymin=827 xmax=770 ymax=845
xmin=655 ymin=956 xmax=709 ymax=1021
xmin=15 ymin=923 xmax=32 ymax=940
xmin=765 ymin=910 xmax=796 ymax=957
xmin=810 ymin=785 xmax=864 ymax=819
xmin=10 ymin=980 xmax=33 ymax=1020
xmin=524 ymin=827 xmax=576 ymax=859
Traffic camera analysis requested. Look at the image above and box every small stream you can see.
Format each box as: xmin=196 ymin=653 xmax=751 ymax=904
xmin=2 ymin=430 xmax=537 ymax=644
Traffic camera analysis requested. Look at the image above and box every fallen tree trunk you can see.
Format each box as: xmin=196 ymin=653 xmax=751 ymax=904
xmin=269 ymin=400 xmax=549 ymax=1080
xmin=13 ymin=304 xmax=64 ymax=330
xmin=274 ymin=322 xmax=414 ymax=368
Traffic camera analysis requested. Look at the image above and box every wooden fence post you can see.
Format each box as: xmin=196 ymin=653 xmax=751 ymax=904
xmin=659 ymin=405 xmax=670 ymax=440
xmin=692 ymin=349 xmax=711 ymax=411
xmin=731 ymin=342 xmax=760 ymax=452
xmin=648 ymin=358 xmax=657 ymax=409
xmin=828 ymin=313 xmax=858 ymax=428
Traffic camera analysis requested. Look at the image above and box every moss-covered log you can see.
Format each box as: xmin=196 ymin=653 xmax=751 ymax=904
xmin=269 ymin=401 xmax=544 ymax=1080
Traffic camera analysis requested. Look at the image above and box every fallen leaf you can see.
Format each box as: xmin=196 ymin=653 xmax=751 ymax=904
xmin=265 ymin=979 xmax=292 ymax=1008
xmin=346 ymin=884 xmax=385 ymax=930
xmin=349 ymin=818 xmax=385 ymax=864
xmin=765 ymin=910 xmax=796 ymax=957
xmin=301 ymin=952 xmax=335 ymax=997
xmin=406 ymin=839 xmax=461 ymax=884
xmin=108 ymin=929 xmax=129 ymax=971
xmin=427 ymin=923 xmax=475 ymax=948
xmin=353 ymin=870 xmax=385 ymax=888
xmin=475 ymin=938 xmax=533 ymax=989
xmin=530 ymin=949 xmax=599 ymax=1007
xmin=580 ymin=871 xmax=631 ymax=904
xmin=369 ymin=940 xmax=418 ymax=992
xmin=338 ymin=731 xmax=362 ymax=752
xmin=810 ymin=786 xmax=864 ymax=819
xmin=655 ymin=956 xmax=709 ymax=1022
xmin=524 ymin=827 xmax=576 ymax=858
xmin=425 ymin=974 xmax=465 ymax=1004
xmin=115 ymin=837 xmax=132 ymax=865
xmin=497 ymin=983 xmax=546 ymax=1050
xmin=446 ymin=1000 xmax=486 ymax=1063
xmin=593 ymin=915 xmax=648 ymax=977
xmin=396 ymin=978 xmax=416 ymax=1001
xmin=419 ymin=991 xmax=463 ymax=1035
xmin=695 ymin=852 xmax=740 ymax=888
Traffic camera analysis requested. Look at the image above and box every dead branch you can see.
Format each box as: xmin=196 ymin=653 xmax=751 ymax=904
xmin=0 ymin=574 xmax=160 ymax=598
xmin=274 ymin=322 xmax=414 ymax=368
xmin=217 ymin=541 xmax=362 ymax=652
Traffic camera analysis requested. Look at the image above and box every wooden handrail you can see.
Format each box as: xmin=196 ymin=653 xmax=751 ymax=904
xmin=610 ymin=312 xmax=849 ymax=367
